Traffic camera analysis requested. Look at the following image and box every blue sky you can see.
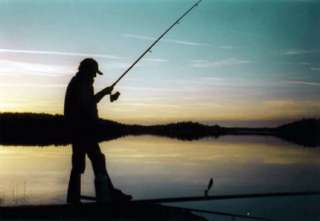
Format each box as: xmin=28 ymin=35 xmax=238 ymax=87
xmin=0 ymin=0 xmax=319 ymax=126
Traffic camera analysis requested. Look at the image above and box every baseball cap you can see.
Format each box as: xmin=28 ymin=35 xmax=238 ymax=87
xmin=79 ymin=58 xmax=103 ymax=75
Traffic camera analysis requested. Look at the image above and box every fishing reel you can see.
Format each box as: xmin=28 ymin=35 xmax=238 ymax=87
xmin=110 ymin=91 xmax=120 ymax=102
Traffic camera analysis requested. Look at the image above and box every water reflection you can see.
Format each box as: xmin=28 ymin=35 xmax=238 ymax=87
xmin=0 ymin=135 xmax=319 ymax=220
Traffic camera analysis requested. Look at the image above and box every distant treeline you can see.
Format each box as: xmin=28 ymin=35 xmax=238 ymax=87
xmin=0 ymin=112 xmax=319 ymax=147
xmin=0 ymin=113 xmax=124 ymax=145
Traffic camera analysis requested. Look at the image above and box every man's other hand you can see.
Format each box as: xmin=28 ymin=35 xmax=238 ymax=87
xmin=110 ymin=91 xmax=120 ymax=102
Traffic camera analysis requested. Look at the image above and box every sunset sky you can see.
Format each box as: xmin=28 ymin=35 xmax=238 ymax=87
xmin=0 ymin=0 xmax=319 ymax=126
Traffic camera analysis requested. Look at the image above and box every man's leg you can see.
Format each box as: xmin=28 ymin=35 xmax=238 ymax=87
xmin=88 ymin=143 xmax=113 ymax=186
xmin=87 ymin=142 xmax=113 ymax=202
xmin=66 ymin=143 xmax=86 ymax=204
xmin=87 ymin=142 xmax=132 ymax=202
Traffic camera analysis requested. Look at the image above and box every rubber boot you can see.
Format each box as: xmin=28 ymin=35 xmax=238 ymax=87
xmin=94 ymin=174 xmax=112 ymax=203
xmin=66 ymin=172 xmax=81 ymax=204
xmin=111 ymin=188 xmax=133 ymax=202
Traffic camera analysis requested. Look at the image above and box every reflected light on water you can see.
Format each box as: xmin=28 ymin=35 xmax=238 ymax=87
xmin=0 ymin=135 xmax=319 ymax=214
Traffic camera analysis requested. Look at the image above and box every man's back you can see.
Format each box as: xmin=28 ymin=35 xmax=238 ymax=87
xmin=64 ymin=73 xmax=98 ymax=132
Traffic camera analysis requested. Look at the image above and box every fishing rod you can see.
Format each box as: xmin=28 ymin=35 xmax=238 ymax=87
xmin=109 ymin=0 xmax=202 ymax=102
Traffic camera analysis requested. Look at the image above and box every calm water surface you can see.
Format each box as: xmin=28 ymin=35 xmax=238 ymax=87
xmin=0 ymin=135 xmax=319 ymax=220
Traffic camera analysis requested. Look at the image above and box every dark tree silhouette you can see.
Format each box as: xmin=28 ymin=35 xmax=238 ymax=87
xmin=0 ymin=112 xmax=319 ymax=147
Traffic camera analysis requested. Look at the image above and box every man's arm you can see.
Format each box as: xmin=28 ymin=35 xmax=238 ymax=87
xmin=95 ymin=85 xmax=113 ymax=103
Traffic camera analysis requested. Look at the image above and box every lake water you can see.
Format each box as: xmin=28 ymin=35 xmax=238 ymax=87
xmin=0 ymin=135 xmax=319 ymax=220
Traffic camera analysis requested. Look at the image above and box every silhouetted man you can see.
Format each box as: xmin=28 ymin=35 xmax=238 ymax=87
xmin=64 ymin=58 xmax=131 ymax=204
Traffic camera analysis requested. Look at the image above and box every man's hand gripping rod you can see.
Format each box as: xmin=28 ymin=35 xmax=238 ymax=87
xmin=109 ymin=0 xmax=202 ymax=102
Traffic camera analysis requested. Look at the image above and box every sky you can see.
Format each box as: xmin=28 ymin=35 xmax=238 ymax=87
xmin=0 ymin=0 xmax=319 ymax=126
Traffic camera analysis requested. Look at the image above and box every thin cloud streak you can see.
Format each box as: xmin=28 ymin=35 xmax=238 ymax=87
xmin=298 ymin=62 xmax=311 ymax=66
xmin=117 ymin=102 xmax=181 ymax=109
xmin=122 ymin=86 xmax=182 ymax=93
xmin=263 ymin=99 xmax=320 ymax=111
xmin=283 ymin=49 xmax=320 ymax=56
xmin=191 ymin=58 xmax=252 ymax=68
xmin=143 ymin=58 xmax=168 ymax=63
xmin=310 ymin=67 xmax=320 ymax=71
xmin=0 ymin=59 xmax=72 ymax=77
xmin=0 ymin=83 xmax=66 ymax=88
xmin=106 ymin=61 xmax=139 ymax=70
xmin=0 ymin=48 xmax=121 ymax=59
xmin=286 ymin=80 xmax=320 ymax=87
xmin=219 ymin=45 xmax=234 ymax=50
xmin=105 ymin=59 xmax=167 ymax=71
xmin=123 ymin=33 xmax=212 ymax=47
